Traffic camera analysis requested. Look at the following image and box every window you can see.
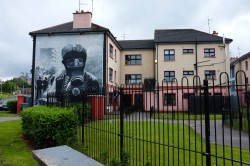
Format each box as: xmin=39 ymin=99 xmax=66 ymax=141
xmin=183 ymin=93 xmax=195 ymax=99
xmin=164 ymin=49 xmax=175 ymax=60
xmin=114 ymin=71 xmax=116 ymax=83
xmin=125 ymin=74 xmax=142 ymax=84
xmin=205 ymin=70 xmax=216 ymax=80
xmin=246 ymin=61 xmax=248 ymax=70
xmin=204 ymin=48 xmax=215 ymax=57
xmin=183 ymin=49 xmax=193 ymax=54
xmin=109 ymin=68 xmax=113 ymax=82
xmin=183 ymin=71 xmax=194 ymax=76
xmin=164 ymin=71 xmax=175 ymax=82
xmin=109 ymin=44 xmax=113 ymax=58
xmin=125 ymin=55 xmax=141 ymax=65
xmin=164 ymin=94 xmax=176 ymax=106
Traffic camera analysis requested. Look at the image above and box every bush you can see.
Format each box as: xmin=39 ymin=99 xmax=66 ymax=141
xmin=74 ymin=102 xmax=91 ymax=124
xmin=21 ymin=106 xmax=78 ymax=148
xmin=7 ymin=100 xmax=17 ymax=113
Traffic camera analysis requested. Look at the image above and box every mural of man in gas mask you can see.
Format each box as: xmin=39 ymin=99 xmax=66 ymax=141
xmin=55 ymin=44 xmax=100 ymax=100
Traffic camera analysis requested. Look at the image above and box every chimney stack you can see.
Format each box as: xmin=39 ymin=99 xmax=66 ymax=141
xmin=212 ymin=30 xmax=218 ymax=36
xmin=73 ymin=10 xmax=92 ymax=29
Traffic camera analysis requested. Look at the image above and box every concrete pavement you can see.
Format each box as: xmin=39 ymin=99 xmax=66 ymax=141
xmin=0 ymin=116 xmax=21 ymax=122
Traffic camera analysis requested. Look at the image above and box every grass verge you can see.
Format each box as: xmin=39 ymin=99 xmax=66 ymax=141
xmin=153 ymin=112 xmax=222 ymax=120
xmin=0 ymin=111 xmax=20 ymax=117
xmin=78 ymin=121 xmax=250 ymax=166
xmin=0 ymin=120 xmax=36 ymax=166
xmin=0 ymin=94 xmax=16 ymax=99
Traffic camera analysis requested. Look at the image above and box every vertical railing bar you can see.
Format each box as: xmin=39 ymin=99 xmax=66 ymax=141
xmin=119 ymin=87 xmax=124 ymax=162
xmin=181 ymin=76 xmax=189 ymax=166
xmin=161 ymin=81 xmax=166 ymax=166
xmin=171 ymin=81 xmax=175 ymax=166
xmin=167 ymin=82 xmax=170 ymax=166
xmin=157 ymin=82 xmax=161 ymax=166
xmin=204 ymin=79 xmax=211 ymax=166
xmin=213 ymin=83 xmax=218 ymax=166
xmin=82 ymin=93 xmax=85 ymax=144
xmin=236 ymin=71 xmax=244 ymax=166
xmin=161 ymin=81 xmax=166 ymax=165
xmin=194 ymin=83 xmax=197 ymax=166
xmin=154 ymin=83 xmax=156 ymax=166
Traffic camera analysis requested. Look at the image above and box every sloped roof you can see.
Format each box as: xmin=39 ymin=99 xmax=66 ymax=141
xmin=231 ymin=52 xmax=250 ymax=66
xmin=118 ymin=40 xmax=155 ymax=50
xmin=29 ymin=22 xmax=109 ymax=36
xmin=154 ymin=29 xmax=233 ymax=44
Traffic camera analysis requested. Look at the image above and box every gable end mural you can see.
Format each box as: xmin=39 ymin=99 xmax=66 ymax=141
xmin=34 ymin=34 xmax=104 ymax=104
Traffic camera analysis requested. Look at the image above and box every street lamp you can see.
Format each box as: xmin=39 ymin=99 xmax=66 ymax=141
xmin=21 ymin=72 xmax=24 ymax=94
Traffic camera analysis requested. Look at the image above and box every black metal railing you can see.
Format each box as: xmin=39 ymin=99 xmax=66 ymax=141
xmin=47 ymin=72 xmax=250 ymax=166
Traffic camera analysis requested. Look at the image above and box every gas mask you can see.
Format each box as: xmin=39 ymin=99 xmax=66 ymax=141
xmin=64 ymin=58 xmax=86 ymax=97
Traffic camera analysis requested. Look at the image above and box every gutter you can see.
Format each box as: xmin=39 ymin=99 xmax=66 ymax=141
xmin=29 ymin=29 xmax=110 ymax=37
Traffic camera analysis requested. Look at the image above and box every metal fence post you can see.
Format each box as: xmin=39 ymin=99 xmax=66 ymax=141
xmin=119 ymin=87 xmax=124 ymax=161
xmin=82 ymin=93 xmax=85 ymax=144
xmin=204 ymin=79 xmax=211 ymax=166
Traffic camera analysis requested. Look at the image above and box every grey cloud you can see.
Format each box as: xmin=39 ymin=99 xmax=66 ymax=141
xmin=0 ymin=0 xmax=250 ymax=80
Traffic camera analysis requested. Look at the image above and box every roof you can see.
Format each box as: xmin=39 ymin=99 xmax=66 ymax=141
xmin=154 ymin=29 xmax=233 ymax=44
xmin=118 ymin=40 xmax=155 ymax=50
xmin=29 ymin=22 xmax=109 ymax=36
xmin=231 ymin=52 xmax=250 ymax=66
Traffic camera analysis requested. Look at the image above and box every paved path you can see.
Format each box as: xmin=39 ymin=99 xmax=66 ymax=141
xmin=0 ymin=116 xmax=21 ymax=122
xmin=124 ymin=112 xmax=249 ymax=149
xmin=187 ymin=120 xmax=249 ymax=149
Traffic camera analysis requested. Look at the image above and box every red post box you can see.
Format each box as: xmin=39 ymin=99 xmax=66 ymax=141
xmin=17 ymin=95 xmax=25 ymax=114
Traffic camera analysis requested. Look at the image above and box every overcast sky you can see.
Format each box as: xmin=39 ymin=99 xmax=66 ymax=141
xmin=0 ymin=0 xmax=250 ymax=81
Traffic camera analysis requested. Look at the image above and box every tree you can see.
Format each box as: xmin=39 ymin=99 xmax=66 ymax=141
xmin=2 ymin=77 xmax=31 ymax=93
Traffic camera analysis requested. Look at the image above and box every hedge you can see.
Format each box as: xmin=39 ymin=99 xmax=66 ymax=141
xmin=7 ymin=100 xmax=17 ymax=113
xmin=21 ymin=106 xmax=78 ymax=148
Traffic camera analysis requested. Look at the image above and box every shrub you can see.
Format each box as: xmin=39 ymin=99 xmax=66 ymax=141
xmin=21 ymin=106 xmax=78 ymax=148
xmin=73 ymin=102 xmax=91 ymax=124
xmin=7 ymin=100 xmax=17 ymax=113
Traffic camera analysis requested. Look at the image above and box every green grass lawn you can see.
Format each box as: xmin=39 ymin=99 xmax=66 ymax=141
xmin=0 ymin=111 xmax=20 ymax=117
xmin=0 ymin=113 xmax=247 ymax=166
xmin=224 ymin=107 xmax=249 ymax=132
xmin=0 ymin=93 xmax=16 ymax=99
xmin=0 ymin=120 xmax=36 ymax=166
xmin=79 ymin=121 xmax=250 ymax=166
xmin=153 ymin=112 xmax=222 ymax=120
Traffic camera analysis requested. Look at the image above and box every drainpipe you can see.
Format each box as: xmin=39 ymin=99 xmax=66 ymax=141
xmin=154 ymin=44 xmax=158 ymax=81
xmin=31 ymin=36 xmax=36 ymax=106
xmin=195 ymin=38 xmax=198 ymax=93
